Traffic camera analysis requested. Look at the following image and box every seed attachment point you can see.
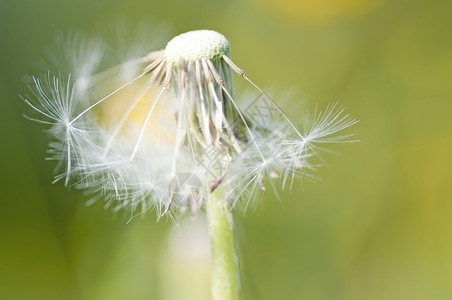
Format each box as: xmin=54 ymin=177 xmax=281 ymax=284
xmin=165 ymin=30 xmax=230 ymax=66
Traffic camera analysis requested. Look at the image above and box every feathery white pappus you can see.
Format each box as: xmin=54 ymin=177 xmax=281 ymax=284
xmin=23 ymin=28 xmax=357 ymax=220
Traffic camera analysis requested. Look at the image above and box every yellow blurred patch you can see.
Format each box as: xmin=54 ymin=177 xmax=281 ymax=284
xmin=251 ymin=0 xmax=386 ymax=26
xmin=99 ymin=78 xmax=177 ymax=146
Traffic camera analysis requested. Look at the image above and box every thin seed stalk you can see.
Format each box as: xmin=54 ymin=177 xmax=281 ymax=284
xmin=206 ymin=190 xmax=239 ymax=300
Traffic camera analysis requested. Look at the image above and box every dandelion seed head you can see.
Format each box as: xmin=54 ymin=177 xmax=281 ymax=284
xmin=23 ymin=25 xmax=357 ymax=219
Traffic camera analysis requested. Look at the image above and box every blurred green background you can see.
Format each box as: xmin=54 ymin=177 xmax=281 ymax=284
xmin=1 ymin=0 xmax=451 ymax=299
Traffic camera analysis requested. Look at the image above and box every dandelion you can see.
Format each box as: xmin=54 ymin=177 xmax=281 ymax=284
xmin=24 ymin=28 xmax=357 ymax=299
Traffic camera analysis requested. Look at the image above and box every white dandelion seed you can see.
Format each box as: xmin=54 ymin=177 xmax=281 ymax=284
xmin=23 ymin=28 xmax=358 ymax=219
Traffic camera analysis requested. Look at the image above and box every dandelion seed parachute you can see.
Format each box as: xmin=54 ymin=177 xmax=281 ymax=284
xmin=24 ymin=28 xmax=357 ymax=219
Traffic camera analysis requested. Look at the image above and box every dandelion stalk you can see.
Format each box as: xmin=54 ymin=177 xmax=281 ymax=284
xmin=206 ymin=191 xmax=239 ymax=300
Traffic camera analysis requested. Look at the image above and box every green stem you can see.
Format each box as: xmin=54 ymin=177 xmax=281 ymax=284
xmin=206 ymin=190 xmax=239 ymax=300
